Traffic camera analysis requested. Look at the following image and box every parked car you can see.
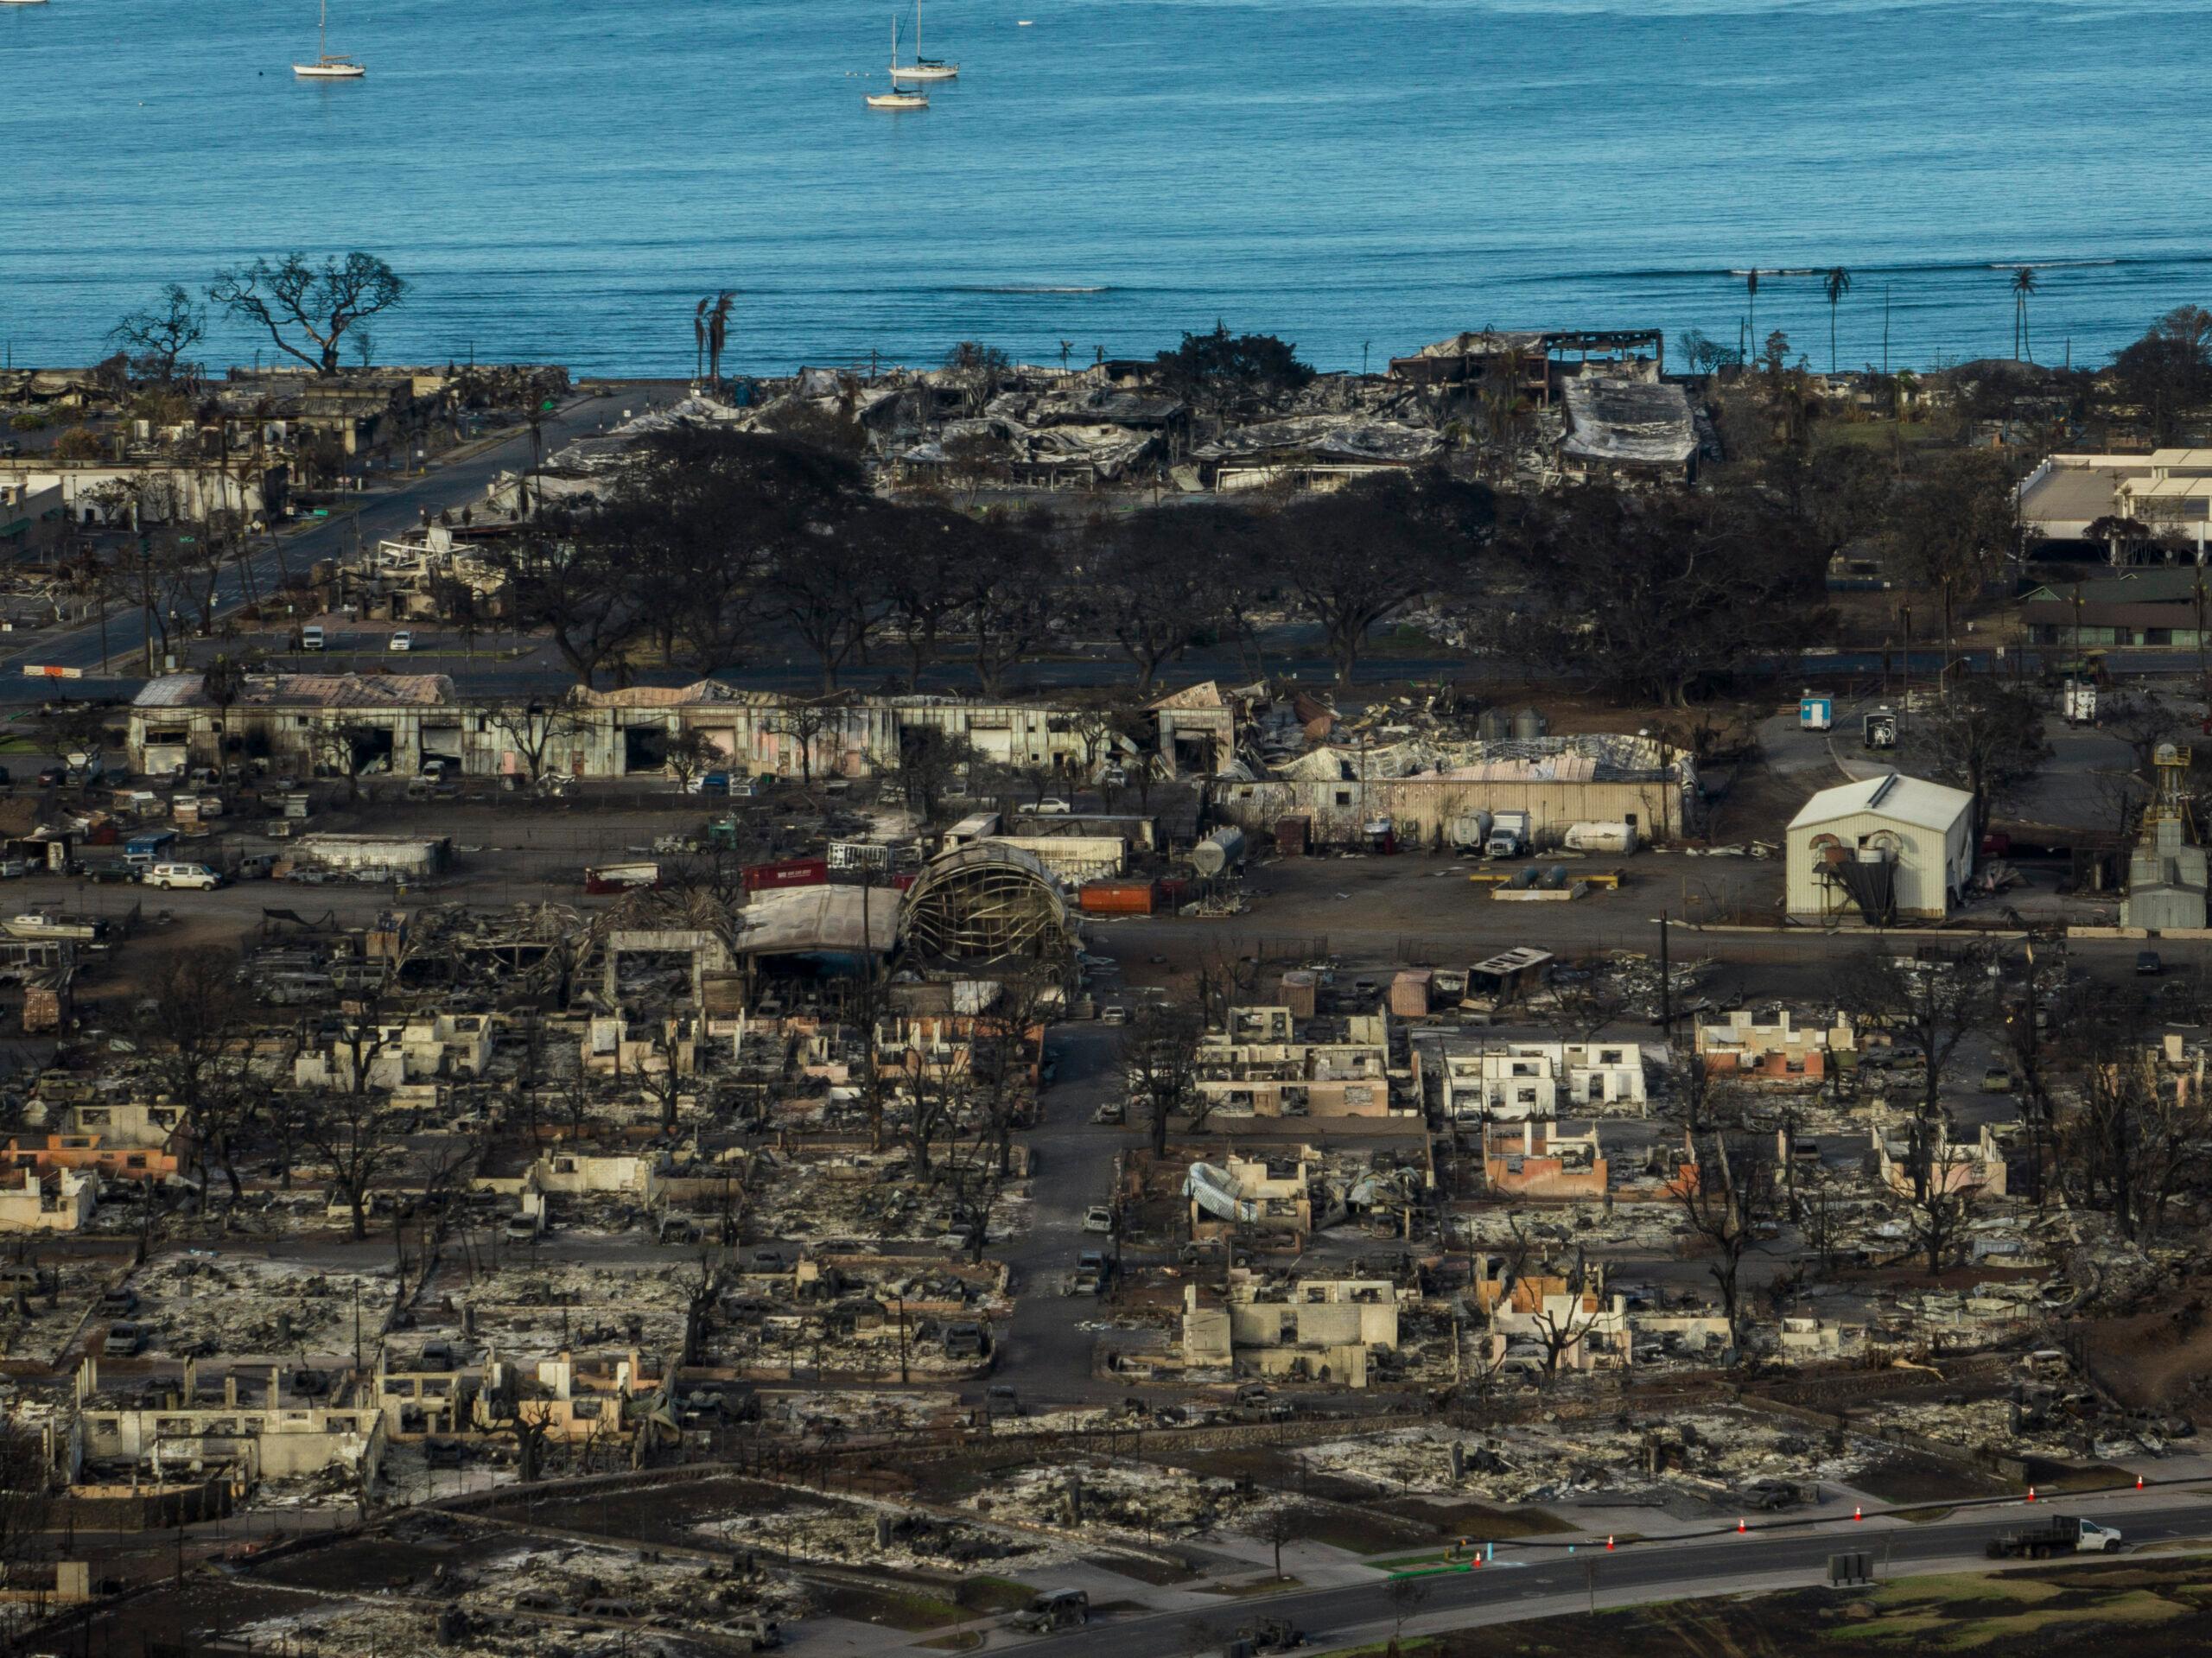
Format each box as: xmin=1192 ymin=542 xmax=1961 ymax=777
xmin=35 ymin=766 xmax=64 ymax=788
xmin=1083 ymin=1204 xmax=1115 ymax=1233
xmin=1035 ymin=796 xmax=1073 ymax=815
xmin=1099 ymin=1004 xmax=1130 ymax=1026
xmin=1091 ymin=1099 xmax=1126 ymax=1125
xmin=388 ymin=630 xmax=413 ymax=652
xmin=145 ymin=862 xmax=222 ymax=891
xmin=0 ymin=860 xmax=28 ymax=880
xmin=2138 ymin=950 xmax=2164 ymax=976
xmin=1980 ymin=1066 xmax=2014 ymax=1093
xmin=102 ymin=1322 xmax=146 ymax=1357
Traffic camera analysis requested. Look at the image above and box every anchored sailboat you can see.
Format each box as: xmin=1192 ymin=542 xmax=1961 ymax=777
xmin=866 ymin=16 xmax=929 ymax=107
xmin=889 ymin=0 xmax=957 ymax=81
xmin=293 ymin=0 xmax=364 ymax=78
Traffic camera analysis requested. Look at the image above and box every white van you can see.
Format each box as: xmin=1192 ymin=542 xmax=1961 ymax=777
xmin=301 ymin=625 xmax=325 ymax=651
xmin=145 ymin=862 xmax=222 ymax=891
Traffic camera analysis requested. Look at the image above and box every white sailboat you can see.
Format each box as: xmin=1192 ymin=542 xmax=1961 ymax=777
xmin=865 ymin=16 xmax=929 ymax=107
xmin=889 ymin=0 xmax=957 ymax=80
xmin=293 ymin=0 xmax=365 ymax=78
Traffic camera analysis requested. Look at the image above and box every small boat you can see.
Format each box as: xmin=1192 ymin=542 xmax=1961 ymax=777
xmin=293 ymin=0 xmax=365 ymax=77
xmin=889 ymin=0 xmax=957 ymax=79
xmin=0 ymin=3 xmax=54 ymax=9
xmin=866 ymin=16 xmax=929 ymax=106
xmin=5 ymin=912 xmax=101 ymax=943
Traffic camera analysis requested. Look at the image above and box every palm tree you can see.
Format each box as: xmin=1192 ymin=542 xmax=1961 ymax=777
xmin=1822 ymin=267 xmax=1852 ymax=372
xmin=1058 ymin=340 xmax=1074 ymax=373
xmin=1745 ymin=269 xmax=1760 ymax=359
xmin=692 ymin=299 xmax=709 ymax=384
xmin=2012 ymin=268 xmax=2038 ymax=362
xmin=707 ymin=290 xmax=735 ymax=388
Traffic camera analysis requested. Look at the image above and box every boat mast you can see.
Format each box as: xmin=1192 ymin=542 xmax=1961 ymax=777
xmin=915 ymin=0 xmax=921 ymax=61
xmin=319 ymin=0 xmax=328 ymax=60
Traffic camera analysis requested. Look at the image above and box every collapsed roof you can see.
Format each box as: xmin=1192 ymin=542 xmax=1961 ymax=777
xmin=1190 ymin=416 xmax=1442 ymax=466
xmin=1561 ymin=377 xmax=1696 ymax=467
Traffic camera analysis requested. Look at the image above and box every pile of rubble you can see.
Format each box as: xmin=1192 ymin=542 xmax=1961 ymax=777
xmin=1297 ymin=1409 xmax=1872 ymax=1509
xmin=974 ymin=1458 xmax=1261 ymax=1541
xmin=430 ymin=1261 xmax=696 ymax=1355
xmin=127 ymin=1252 xmax=395 ymax=1357
xmin=696 ymin=1497 xmax=1051 ymax=1573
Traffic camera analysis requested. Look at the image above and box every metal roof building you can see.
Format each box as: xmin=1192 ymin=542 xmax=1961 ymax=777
xmin=1786 ymin=773 xmax=1975 ymax=924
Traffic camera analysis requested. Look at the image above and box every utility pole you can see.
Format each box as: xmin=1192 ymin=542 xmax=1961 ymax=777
xmin=1657 ymin=909 xmax=1671 ymax=1039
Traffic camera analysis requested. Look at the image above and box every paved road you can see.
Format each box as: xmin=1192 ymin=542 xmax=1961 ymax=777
xmin=991 ymin=1024 xmax=1130 ymax=1407
xmin=0 ymin=385 xmax=644 ymax=679
xmin=1007 ymin=1493 xmax=2212 ymax=1658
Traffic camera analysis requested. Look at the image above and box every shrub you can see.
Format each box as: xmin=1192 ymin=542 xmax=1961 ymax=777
xmin=52 ymin=426 xmax=105 ymax=461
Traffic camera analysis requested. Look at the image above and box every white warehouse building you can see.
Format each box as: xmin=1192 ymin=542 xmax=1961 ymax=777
xmin=1787 ymin=772 xmax=1975 ymax=925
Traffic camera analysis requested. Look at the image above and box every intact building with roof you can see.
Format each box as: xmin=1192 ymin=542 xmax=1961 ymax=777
xmin=2017 ymin=450 xmax=2212 ymax=556
xmin=1786 ymin=772 xmax=1975 ymax=924
xmin=2018 ymin=569 xmax=2212 ymax=650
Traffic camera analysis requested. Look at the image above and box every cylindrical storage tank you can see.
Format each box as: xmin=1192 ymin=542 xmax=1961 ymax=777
xmin=1280 ymin=969 xmax=1319 ymax=1020
xmin=1192 ymin=827 xmax=1246 ymax=879
xmin=1080 ymin=880 xmax=1157 ymax=916
xmin=1478 ymin=708 xmax=1511 ymax=740
xmin=1512 ymin=706 xmax=1548 ymax=740
xmin=1448 ymin=810 xmax=1493 ymax=851
xmin=1562 ymin=821 xmax=1638 ymax=854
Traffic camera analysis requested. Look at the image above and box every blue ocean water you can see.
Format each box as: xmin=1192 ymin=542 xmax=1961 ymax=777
xmin=3 ymin=0 xmax=2209 ymax=377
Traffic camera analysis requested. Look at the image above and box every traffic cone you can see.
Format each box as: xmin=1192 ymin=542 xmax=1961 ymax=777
xmin=2027 ymin=1487 xmax=2037 ymax=1502
xmin=1606 ymin=1534 xmax=1615 ymax=1550
xmin=2137 ymin=1476 xmax=2145 ymax=1490
xmin=1853 ymin=1505 xmax=1863 ymax=1521
xmin=1737 ymin=1517 xmax=1747 ymax=1534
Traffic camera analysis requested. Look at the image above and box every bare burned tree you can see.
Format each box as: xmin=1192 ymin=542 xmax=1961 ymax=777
xmin=308 ymin=1094 xmax=404 ymax=1242
xmin=108 ymin=283 xmax=206 ymax=387
xmin=1835 ymin=944 xmax=1996 ymax=1200
xmin=137 ymin=949 xmax=251 ymax=1198
xmin=474 ymin=694 xmax=589 ymax=787
xmin=769 ymin=700 xmax=837 ymax=788
xmin=207 ymin=251 xmax=407 ymax=375
xmin=1675 ymin=1133 xmax=1776 ymax=1350
xmin=1122 ymin=1000 xmax=1204 ymax=1158
xmin=0 ymin=1423 xmax=54 ymax=1578
xmin=2063 ymin=994 xmax=2212 ymax=1242
xmin=1900 ymin=1139 xmax=1984 ymax=1276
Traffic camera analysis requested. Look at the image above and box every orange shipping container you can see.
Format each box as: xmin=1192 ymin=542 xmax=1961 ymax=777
xmin=1080 ymin=880 xmax=1157 ymax=917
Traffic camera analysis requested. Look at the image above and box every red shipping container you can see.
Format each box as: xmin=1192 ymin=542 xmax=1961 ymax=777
xmin=743 ymin=856 xmax=830 ymax=892
xmin=1081 ymin=880 xmax=1157 ymax=916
